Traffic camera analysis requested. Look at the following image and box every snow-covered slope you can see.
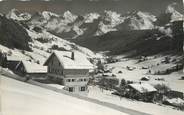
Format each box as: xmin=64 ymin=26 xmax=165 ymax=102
xmin=0 ymin=28 xmax=96 ymax=65
xmin=0 ymin=76 xmax=127 ymax=115
xmin=27 ymin=27 xmax=96 ymax=58
xmin=88 ymin=85 xmax=184 ymax=115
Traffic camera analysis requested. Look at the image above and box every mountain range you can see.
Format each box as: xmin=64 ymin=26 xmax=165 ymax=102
xmin=0 ymin=0 xmax=183 ymax=16
xmin=0 ymin=2 xmax=183 ymax=61
xmin=6 ymin=3 xmax=183 ymax=38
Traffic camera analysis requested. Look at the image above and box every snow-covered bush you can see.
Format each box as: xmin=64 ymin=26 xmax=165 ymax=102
xmin=51 ymin=45 xmax=67 ymax=51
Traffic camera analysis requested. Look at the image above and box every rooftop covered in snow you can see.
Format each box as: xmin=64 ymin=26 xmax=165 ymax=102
xmin=129 ymin=83 xmax=157 ymax=93
xmin=17 ymin=61 xmax=47 ymax=74
xmin=6 ymin=55 xmax=29 ymax=61
xmin=44 ymin=51 xmax=94 ymax=69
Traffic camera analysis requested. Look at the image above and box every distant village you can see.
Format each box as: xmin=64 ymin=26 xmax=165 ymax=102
xmin=0 ymin=49 xmax=184 ymax=110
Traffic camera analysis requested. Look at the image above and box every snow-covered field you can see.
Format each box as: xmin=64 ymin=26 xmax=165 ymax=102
xmin=87 ymin=86 xmax=184 ymax=115
xmin=0 ymin=76 xmax=128 ymax=115
xmin=84 ymin=56 xmax=184 ymax=115
xmin=106 ymin=56 xmax=184 ymax=93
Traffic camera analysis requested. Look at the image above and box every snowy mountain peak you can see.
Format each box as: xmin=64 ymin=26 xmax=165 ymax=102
xmin=166 ymin=2 xmax=177 ymax=14
xmin=42 ymin=11 xmax=59 ymax=20
xmin=126 ymin=11 xmax=157 ymax=30
xmin=165 ymin=3 xmax=183 ymax=22
xmin=137 ymin=11 xmax=156 ymax=19
xmin=95 ymin=10 xmax=125 ymax=36
xmin=103 ymin=10 xmax=124 ymax=25
xmin=84 ymin=13 xmax=100 ymax=23
xmin=6 ymin=8 xmax=31 ymax=21
xmin=104 ymin=10 xmax=121 ymax=18
xmin=63 ymin=10 xmax=78 ymax=23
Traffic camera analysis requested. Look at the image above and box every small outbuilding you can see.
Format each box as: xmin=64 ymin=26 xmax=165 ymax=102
xmin=15 ymin=61 xmax=48 ymax=80
xmin=3 ymin=55 xmax=29 ymax=71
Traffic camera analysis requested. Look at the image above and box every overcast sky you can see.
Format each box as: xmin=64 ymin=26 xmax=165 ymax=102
xmin=0 ymin=0 xmax=183 ymax=15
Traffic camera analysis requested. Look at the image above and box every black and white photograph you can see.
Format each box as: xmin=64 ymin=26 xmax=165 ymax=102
xmin=0 ymin=0 xmax=183 ymax=115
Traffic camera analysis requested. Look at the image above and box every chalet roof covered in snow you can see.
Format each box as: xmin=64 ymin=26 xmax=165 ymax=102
xmin=6 ymin=55 xmax=29 ymax=61
xmin=19 ymin=61 xmax=47 ymax=73
xmin=129 ymin=83 xmax=157 ymax=93
xmin=44 ymin=51 xmax=93 ymax=69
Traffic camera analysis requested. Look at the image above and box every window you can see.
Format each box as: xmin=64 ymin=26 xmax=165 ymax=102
xmin=69 ymin=87 xmax=74 ymax=92
xmin=72 ymin=79 xmax=75 ymax=82
xmin=80 ymin=79 xmax=83 ymax=82
xmin=80 ymin=86 xmax=86 ymax=91
xmin=84 ymin=78 xmax=87 ymax=82
xmin=67 ymin=79 xmax=71 ymax=82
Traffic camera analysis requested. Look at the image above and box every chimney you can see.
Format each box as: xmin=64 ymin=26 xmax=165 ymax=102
xmin=71 ymin=52 xmax=74 ymax=60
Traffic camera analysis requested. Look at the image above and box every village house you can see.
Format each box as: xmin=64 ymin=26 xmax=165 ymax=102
xmin=125 ymin=83 xmax=157 ymax=102
xmin=2 ymin=54 xmax=29 ymax=71
xmin=15 ymin=61 xmax=48 ymax=80
xmin=44 ymin=51 xmax=94 ymax=93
